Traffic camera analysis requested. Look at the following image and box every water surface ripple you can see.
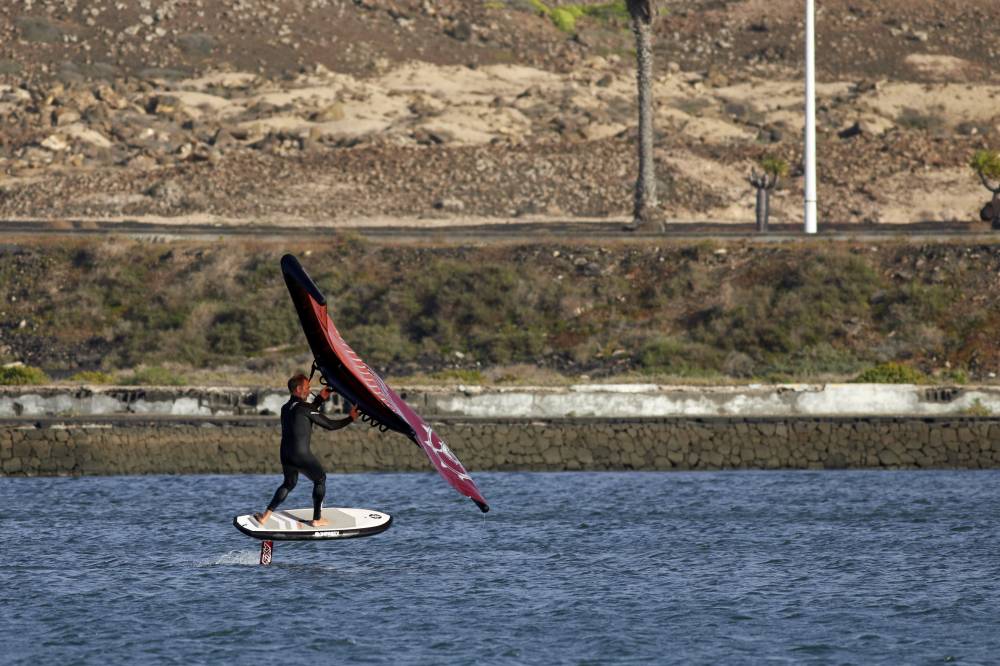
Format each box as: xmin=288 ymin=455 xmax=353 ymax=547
xmin=3 ymin=471 xmax=999 ymax=664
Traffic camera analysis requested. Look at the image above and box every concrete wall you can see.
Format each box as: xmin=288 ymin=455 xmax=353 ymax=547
xmin=0 ymin=386 xmax=289 ymax=418
xmin=2 ymin=384 xmax=999 ymax=419
xmin=3 ymin=416 xmax=1000 ymax=476
xmin=430 ymin=384 xmax=1000 ymax=418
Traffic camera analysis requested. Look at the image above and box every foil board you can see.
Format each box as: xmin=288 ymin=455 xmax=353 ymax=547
xmin=233 ymin=507 xmax=392 ymax=542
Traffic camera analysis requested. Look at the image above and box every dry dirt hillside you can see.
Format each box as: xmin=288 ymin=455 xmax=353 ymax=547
xmin=0 ymin=0 xmax=999 ymax=227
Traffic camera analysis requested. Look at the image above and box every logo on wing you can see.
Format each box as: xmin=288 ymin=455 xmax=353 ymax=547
xmin=420 ymin=424 xmax=472 ymax=482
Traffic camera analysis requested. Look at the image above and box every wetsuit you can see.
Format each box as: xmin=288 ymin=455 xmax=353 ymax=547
xmin=266 ymin=395 xmax=353 ymax=521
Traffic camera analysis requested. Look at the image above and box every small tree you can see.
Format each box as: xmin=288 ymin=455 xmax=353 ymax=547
xmin=748 ymin=157 xmax=788 ymax=233
xmin=971 ymin=150 xmax=1000 ymax=229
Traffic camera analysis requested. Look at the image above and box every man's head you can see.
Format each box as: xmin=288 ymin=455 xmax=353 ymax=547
xmin=287 ymin=373 xmax=311 ymax=399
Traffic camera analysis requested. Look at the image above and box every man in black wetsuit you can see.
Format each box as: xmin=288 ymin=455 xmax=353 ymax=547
xmin=254 ymin=373 xmax=358 ymax=527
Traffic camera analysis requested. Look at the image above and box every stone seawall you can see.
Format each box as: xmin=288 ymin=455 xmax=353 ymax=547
xmin=3 ymin=416 xmax=1000 ymax=476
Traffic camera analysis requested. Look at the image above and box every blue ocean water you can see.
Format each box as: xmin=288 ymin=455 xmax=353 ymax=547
xmin=3 ymin=471 xmax=1000 ymax=664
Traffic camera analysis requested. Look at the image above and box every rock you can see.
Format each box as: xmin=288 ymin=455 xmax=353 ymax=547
xmin=177 ymin=32 xmax=216 ymax=56
xmin=582 ymin=123 xmax=626 ymax=142
xmin=94 ymin=85 xmax=128 ymax=110
xmin=146 ymin=180 xmax=187 ymax=207
xmin=878 ymin=449 xmax=900 ymax=466
xmin=310 ymin=103 xmax=345 ymax=122
xmin=853 ymin=79 xmax=881 ymax=94
xmin=61 ymin=124 xmax=113 ymax=149
xmin=16 ymin=16 xmax=63 ymax=43
xmin=758 ymin=124 xmax=783 ymax=143
xmin=447 ymin=21 xmax=473 ymax=42
xmin=409 ymin=95 xmax=445 ymax=118
xmin=0 ymin=86 xmax=31 ymax=103
xmin=40 ymin=135 xmax=69 ymax=152
xmin=211 ymin=128 xmax=236 ymax=148
xmin=956 ymin=122 xmax=985 ymax=136
xmin=514 ymin=202 xmax=542 ymax=217
xmin=52 ymin=108 xmax=82 ymax=127
xmin=125 ymin=154 xmax=157 ymax=170
xmin=433 ymin=198 xmax=465 ymax=213
xmin=705 ymin=69 xmax=729 ymax=87
xmin=426 ymin=128 xmax=456 ymax=144
xmin=838 ymin=121 xmax=867 ymax=139
xmin=145 ymin=95 xmax=191 ymax=119
xmin=17 ymin=146 xmax=50 ymax=166
xmin=981 ymin=201 xmax=996 ymax=223
xmin=723 ymin=351 xmax=755 ymax=378
xmin=138 ymin=68 xmax=188 ymax=82
xmin=301 ymin=128 xmax=324 ymax=153
xmin=0 ymin=59 xmax=22 ymax=75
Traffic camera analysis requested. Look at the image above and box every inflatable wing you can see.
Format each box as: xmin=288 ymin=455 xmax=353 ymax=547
xmin=281 ymin=254 xmax=489 ymax=513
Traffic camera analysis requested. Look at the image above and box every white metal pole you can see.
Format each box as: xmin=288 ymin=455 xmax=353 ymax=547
xmin=804 ymin=0 xmax=818 ymax=233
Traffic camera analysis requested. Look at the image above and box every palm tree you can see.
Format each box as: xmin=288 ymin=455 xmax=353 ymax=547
xmin=625 ymin=0 xmax=661 ymax=231
xmin=749 ymin=157 xmax=789 ymax=233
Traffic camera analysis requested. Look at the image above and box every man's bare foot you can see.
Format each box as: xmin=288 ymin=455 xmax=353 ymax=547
xmin=310 ymin=518 xmax=330 ymax=527
xmin=253 ymin=510 xmax=272 ymax=525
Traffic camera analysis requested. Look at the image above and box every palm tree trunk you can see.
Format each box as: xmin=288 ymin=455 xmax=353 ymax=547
xmin=631 ymin=17 xmax=658 ymax=228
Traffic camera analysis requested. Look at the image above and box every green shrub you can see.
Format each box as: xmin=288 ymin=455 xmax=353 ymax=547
xmin=971 ymin=149 xmax=1000 ymax=180
xmin=120 ymin=366 xmax=188 ymax=386
xmin=635 ymin=336 xmax=723 ymax=377
xmin=206 ymin=304 xmax=298 ymax=358
xmin=963 ymin=399 xmax=992 ymax=417
xmin=689 ymin=253 xmax=879 ymax=359
xmin=69 ymin=370 xmax=116 ymax=384
xmin=761 ymin=156 xmax=789 ymax=178
xmin=943 ymin=368 xmax=969 ymax=385
xmin=759 ymin=343 xmax=866 ymax=379
xmin=584 ymin=0 xmax=629 ymax=21
xmin=432 ymin=369 xmax=485 ymax=384
xmin=873 ymin=283 xmax=952 ymax=327
xmin=896 ymin=107 xmax=945 ymax=131
xmin=528 ymin=0 xmax=627 ymax=33
xmin=0 ymin=365 xmax=49 ymax=385
xmin=338 ymin=258 xmax=556 ymax=367
xmin=852 ymin=362 xmax=926 ymax=384
xmin=527 ymin=0 xmax=550 ymax=15
xmin=347 ymin=324 xmax=417 ymax=369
